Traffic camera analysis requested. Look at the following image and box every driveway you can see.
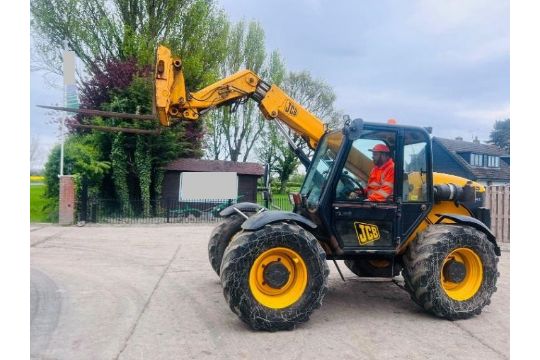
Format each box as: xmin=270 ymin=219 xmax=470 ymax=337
xmin=31 ymin=224 xmax=509 ymax=359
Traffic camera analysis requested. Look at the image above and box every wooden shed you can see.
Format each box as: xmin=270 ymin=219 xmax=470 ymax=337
xmin=161 ymin=159 xmax=265 ymax=203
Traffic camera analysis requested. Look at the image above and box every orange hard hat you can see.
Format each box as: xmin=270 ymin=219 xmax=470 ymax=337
xmin=369 ymin=144 xmax=391 ymax=153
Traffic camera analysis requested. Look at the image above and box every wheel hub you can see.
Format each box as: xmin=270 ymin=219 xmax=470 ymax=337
xmin=263 ymin=261 xmax=290 ymax=289
xmin=443 ymin=259 xmax=466 ymax=283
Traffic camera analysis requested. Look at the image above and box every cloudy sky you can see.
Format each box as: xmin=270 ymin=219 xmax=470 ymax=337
xmin=30 ymin=0 xmax=509 ymax=168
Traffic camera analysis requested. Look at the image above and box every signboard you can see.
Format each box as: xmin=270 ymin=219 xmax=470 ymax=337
xmin=179 ymin=172 xmax=238 ymax=200
xmin=63 ymin=50 xmax=79 ymax=109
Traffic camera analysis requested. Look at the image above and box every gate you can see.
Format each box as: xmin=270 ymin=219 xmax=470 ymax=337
xmin=484 ymin=185 xmax=510 ymax=243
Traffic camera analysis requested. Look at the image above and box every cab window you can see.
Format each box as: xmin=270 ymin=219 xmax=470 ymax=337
xmin=403 ymin=135 xmax=428 ymax=202
xmin=334 ymin=130 xmax=396 ymax=202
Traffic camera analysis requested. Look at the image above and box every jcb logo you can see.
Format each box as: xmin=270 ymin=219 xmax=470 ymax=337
xmin=285 ymin=101 xmax=298 ymax=116
xmin=354 ymin=222 xmax=381 ymax=245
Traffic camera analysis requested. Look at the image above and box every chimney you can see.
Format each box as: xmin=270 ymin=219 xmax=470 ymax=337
xmin=473 ymin=136 xmax=480 ymax=144
xmin=455 ymin=136 xmax=463 ymax=141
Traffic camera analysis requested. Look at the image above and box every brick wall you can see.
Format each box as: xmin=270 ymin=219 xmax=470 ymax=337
xmin=59 ymin=175 xmax=75 ymax=225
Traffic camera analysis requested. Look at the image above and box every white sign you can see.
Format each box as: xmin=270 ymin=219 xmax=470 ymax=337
xmin=63 ymin=50 xmax=76 ymax=85
xmin=179 ymin=172 xmax=238 ymax=200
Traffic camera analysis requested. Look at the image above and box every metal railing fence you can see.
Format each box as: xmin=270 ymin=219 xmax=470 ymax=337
xmin=84 ymin=196 xmax=294 ymax=224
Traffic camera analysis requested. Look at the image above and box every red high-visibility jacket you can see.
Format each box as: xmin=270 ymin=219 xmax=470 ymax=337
xmin=367 ymin=158 xmax=394 ymax=202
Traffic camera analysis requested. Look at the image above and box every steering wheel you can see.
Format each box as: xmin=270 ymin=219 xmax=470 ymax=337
xmin=339 ymin=173 xmax=365 ymax=200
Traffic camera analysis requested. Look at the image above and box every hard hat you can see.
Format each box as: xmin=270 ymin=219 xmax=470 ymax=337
xmin=369 ymin=144 xmax=390 ymax=153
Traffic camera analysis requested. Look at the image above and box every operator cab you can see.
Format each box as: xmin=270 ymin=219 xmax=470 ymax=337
xmin=297 ymin=119 xmax=433 ymax=257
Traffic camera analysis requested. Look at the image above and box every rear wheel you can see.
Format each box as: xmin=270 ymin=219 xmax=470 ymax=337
xmin=402 ymin=225 xmax=499 ymax=319
xmin=344 ymin=259 xmax=401 ymax=278
xmin=208 ymin=214 xmax=251 ymax=276
xmin=220 ymin=222 xmax=329 ymax=331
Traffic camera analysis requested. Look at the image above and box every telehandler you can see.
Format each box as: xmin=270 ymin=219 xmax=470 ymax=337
xmin=46 ymin=45 xmax=500 ymax=331
xmin=153 ymin=45 xmax=500 ymax=331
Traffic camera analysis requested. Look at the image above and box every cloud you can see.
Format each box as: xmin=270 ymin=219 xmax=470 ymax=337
xmin=437 ymin=36 xmax=509 ymax=66
xmin=410 ymin=0 xmax=508 ymax=34
xmin=455 ymin=105 xmax=510 ymax=122
xmin=332 ymin=85 xmax=507 ymax=138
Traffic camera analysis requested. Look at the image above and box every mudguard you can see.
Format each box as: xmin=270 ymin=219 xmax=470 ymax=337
xmin=436 ymin=213 xmax=501 ymax=256
xmin=241 ymin=210 xmax=317 ymax=231
xmin=219 ymin=202 xmax=264 ymax=217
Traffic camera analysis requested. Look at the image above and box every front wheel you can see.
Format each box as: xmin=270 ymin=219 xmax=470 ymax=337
xmin=208 ymin=214 xmax=251 ymax=276
xmin=402 ymin=225 xmax=499 ymax=320
xmin=220 ymin=222 xmax=329 ymax=331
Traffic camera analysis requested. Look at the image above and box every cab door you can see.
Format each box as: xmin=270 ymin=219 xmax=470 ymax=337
xmin=330 ymin=128 xmax=400 ymax=250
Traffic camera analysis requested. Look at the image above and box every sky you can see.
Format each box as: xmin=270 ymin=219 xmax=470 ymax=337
xmin=30 ymin=0 xmax=509 ymax=169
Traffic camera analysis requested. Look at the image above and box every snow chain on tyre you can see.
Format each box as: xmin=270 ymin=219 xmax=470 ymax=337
xmin=402 ymin=224 xmax=499 ymax=320
xmin=208 ymin=214 xmax=251 ymax=276
xmin=220 ymin=222 xmax=329 ymax=331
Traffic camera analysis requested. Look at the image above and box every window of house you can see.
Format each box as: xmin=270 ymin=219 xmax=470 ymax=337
xmin=470 ymin=153 xmax=500 ymax=168
xmin=470 ymin=153 xmax=482 ymax=166
xmin=488 ymin=155 xmax=500 ymax=168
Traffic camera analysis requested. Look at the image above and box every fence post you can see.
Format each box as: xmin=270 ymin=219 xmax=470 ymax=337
xmin=166 ymin=199 xmax=170 ymax=224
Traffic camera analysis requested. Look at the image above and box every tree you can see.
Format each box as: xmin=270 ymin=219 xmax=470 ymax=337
xmin=43 ymin=136 xmax=111 ymax=200
xmin=34 ymin=0 xmax=229 ymax=215
xmin=271 ymin=71 xmax=342 ymax=193
xmin=253 ymin=51 xmax=286 ymax=175
xmin=30 ymin=135 xmax=42 ymax=171
xmin=204 ymin=20 xmax=268 ymax=162
xmin=488 ymin=119 xmax=510 ymax=153
xmin=31 ymin=0 xmax=229 ymax=77
xmin=73 ymin=60 xmax=204 ymax=214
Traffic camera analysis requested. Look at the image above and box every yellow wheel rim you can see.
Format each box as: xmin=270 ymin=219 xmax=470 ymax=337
xmin=249 ymin=247 xmax=308 ymax=309
xmin=440 ymin=247 xmax=483 ymax=301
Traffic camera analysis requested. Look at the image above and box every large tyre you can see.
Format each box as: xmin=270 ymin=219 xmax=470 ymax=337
xmin=344 ymin=259 xmax=401 ymax=278
xmin=220 ymin=222 xmax=329 ymax=331
xmin=208 ymin=214 xmax=250 ymax=276
xmin=402 ymin=224 xmax=499 ymax=320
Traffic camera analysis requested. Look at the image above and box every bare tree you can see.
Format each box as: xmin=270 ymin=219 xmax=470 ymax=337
xmin=204 ymin=20 xmax=267 ymax=162
xmin=30 ymin=135 xmax=42 ymax=170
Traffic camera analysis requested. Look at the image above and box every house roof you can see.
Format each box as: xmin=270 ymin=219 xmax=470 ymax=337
xmin=164 ymin=158 xmax=265 ymax=176
xmin=434 ymin=137 xmax=508 ymax=156
xmin=433 ymin=137 xmax=510 ymax=181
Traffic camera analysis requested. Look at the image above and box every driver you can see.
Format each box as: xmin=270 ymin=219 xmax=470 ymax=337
xmin=349 ymin=144 xmax=395 ymax=202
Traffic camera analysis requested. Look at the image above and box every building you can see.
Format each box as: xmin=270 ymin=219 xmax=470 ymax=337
xmin=432 ymin=137 xmax=510 ymax=186
xmin=161 ymin=158 xmax=265 ymax=203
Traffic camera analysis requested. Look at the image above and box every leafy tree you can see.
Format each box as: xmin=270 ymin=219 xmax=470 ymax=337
xmin=488 ymin=118 xmax=510 ymax=153
xmin=44 ymin=135 xmax=111 ymax=199
xmin=75 ymin=61 xmax=204 ymax=213
xmin=31 ymin=0 xmax=228 ymax=76
xmin=34 ymin=0 xmax=229 ymax=214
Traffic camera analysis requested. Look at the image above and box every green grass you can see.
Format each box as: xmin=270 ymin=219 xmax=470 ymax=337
xmin=30 ymin=184 xmax=50 ymax=223
xmin=257 ymin=192 xmax=293 ymax=211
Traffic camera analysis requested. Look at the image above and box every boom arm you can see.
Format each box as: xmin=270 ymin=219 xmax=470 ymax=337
xmin=154 ymin=45 xmax=325 ymax=149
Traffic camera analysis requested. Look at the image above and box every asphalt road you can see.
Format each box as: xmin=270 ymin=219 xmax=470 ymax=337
xmin=30 ymin=224 xmax=509 ymax=360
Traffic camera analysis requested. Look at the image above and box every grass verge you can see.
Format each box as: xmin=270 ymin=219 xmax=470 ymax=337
xmin=30 ymin=184 xmax=50 ymax=223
